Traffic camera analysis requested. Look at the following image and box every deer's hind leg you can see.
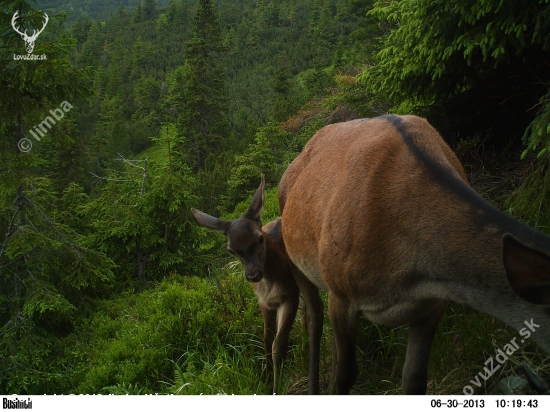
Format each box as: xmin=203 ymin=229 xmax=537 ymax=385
xmin=293 ymin=271 xmax=323 ymax=394
xmin=328 ymin=291 xmax=359 ymax=395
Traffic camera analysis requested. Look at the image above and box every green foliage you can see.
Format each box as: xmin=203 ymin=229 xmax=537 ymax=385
xmin=361 ymin=0 xmax=550 ymax=140
xmin=325 ymin=73 xmax=391 ymax=120
xmin=0 ymin=181 xmax=115 ymax=394
xmin=64 ymin=0 xmax=377 ymax=176
xmin=298 ymin=68 xmax=335 ymax=101
xmin=515 ymin=94 xmax=550 ymax=230
xmin=143 ymin=0 xmax=158 ymax=20
xmin=175 ymin=0 xmax=230 ymax=171
xmin=81 ymin=125 xmax=203 ymax=281
xmin=225 ymin=186 xmax=280 ymax=224
xmin=223 ymin=122 xmax=295 ymax=212
xmin=144 ymin=133 xmax=204 ymax=275
xmin=0 ymin=1 xmax=115 ymax=393
xmin=521 ymin=91 xmax=550 ymax=160
xmin=270 ymin=54 xmax=304 ymax=122
xmin=101 ymin=382 xmax=145 ymax=395
xmin=0 ymin=5 xmax=93 ymax=163
xmin=132 ymin=1 xmax=145 ymax=23
xmin=505 ymin=154 xmax=550 ymax=233
xmin=363 ymin=0 xmax=550 ymax=103
xmin=168 ymin=341 xmax=267 ymax=395
xmin=40 ymin=1 xmax=172 ymax=23
xmin=66 ymin=272 xmax=266 ymax=394
xmin=132 ymin=76 xmax=161 ymax=127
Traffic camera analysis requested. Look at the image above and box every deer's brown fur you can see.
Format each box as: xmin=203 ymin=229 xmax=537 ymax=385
xmin=279 ymin=115 xmax=550 ymax=394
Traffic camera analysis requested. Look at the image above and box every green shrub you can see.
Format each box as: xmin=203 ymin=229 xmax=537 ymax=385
xmin=62 ymin=271 xmax=266 ymax=394
xmin=225 ymin=186 xmax=280 ymax=223
xmin=505 ymin=155 xmax=550 ymax=234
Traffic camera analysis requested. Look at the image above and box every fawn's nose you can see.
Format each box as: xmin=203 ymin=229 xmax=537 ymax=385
xmin=246 ymin=270 xmax=263 ymax=283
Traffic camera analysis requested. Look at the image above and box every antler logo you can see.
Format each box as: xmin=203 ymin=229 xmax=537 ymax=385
xmin=11 ymin=11 xmax=49 ymax=54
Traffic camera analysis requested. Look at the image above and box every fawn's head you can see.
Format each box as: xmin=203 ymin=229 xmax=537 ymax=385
xmin=192 ymin=176 xmax=267 ymax=282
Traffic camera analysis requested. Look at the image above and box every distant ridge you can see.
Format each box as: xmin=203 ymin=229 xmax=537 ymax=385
xmin=40 ymin=0 xmax=172 ymax=23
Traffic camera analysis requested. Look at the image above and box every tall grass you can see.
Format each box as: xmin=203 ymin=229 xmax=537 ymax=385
xmin=56 ymin=267 xmax=269 ymax=394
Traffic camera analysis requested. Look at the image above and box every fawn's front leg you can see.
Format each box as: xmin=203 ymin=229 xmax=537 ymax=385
xmin=272 ymin=297 xmax=299 ymax=394
xmin=261 ymin=305 xmax=277 ymax=384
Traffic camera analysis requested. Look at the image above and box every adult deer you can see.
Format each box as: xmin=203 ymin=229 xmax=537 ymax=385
xmin=278 ymin=114 xmax=550 ymax=394
xmin=191 ymin=176 xmax=323 ymax=394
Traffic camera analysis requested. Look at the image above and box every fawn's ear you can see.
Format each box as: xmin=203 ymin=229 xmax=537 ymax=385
xmin=503 ymin=234 xmax=550 ymax=305
xmin=191 ymin=208 xmax=231 ymax=235
xmin=244 ymin=175 xmax=265 ymax=224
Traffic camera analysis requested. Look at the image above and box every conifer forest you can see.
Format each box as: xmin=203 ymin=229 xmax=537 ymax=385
xmin=2 ymin=0 xmax=550 ymax=395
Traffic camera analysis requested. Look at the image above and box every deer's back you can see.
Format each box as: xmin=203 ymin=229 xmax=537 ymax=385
xmin=279 ymin=115 xmax=470 ymax=311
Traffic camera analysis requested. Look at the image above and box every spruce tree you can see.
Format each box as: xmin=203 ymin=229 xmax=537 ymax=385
xmin=143 ymin=0 xmax=157 ymax=20
xmin=175 ymin=0 xmax=229 ymax=171
xmin=0 ymin=2 xmax=114 ymax=392
xmin=271 ymin=54 xmax=296 ymax=122
xmin=132 ymin=1 xmax=144 ymax=23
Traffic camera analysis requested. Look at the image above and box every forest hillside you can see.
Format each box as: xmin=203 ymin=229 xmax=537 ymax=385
xmin=1 ymin=0 xmax=550 ymax=395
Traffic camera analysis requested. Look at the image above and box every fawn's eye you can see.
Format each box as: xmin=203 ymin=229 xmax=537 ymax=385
xmin=258 ymin=235 xmax=264 ymax=244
